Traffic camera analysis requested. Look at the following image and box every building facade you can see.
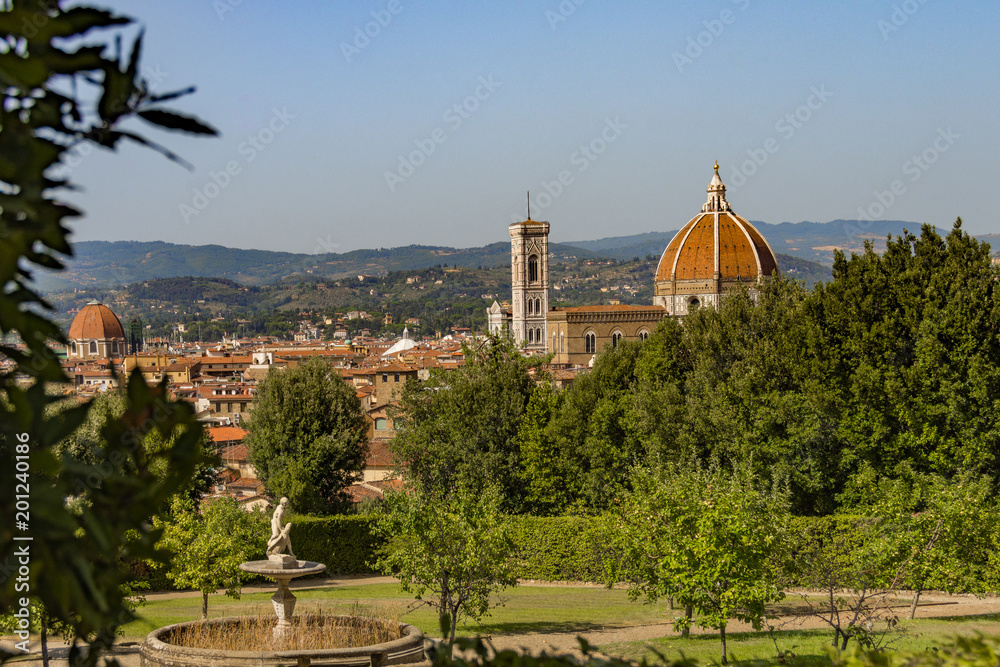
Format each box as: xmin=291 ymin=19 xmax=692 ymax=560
xmin=547 ymin=305 xmax=667 ymax=366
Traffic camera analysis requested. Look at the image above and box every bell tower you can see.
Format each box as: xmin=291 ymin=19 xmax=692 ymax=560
xmin=509 ymin=212 xmax=549 ymax=352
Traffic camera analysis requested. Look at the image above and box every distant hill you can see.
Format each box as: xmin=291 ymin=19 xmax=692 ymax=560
xmin=40 ymin=219 xmax=976 ymax=293
xmin=36 ymin=240 xmax=601 ymax=292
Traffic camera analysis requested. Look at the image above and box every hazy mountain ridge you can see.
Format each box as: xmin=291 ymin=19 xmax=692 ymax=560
xmin=563 ymin=219 xmax=951 ymax=263
xmin=41 ymin=219 xmax=968 ymax=293
xmin=37 ymin=240 xmax=602 ymax=292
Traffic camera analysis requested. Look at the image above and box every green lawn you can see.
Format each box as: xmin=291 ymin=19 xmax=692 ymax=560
xmin=124 ymin=582 xmax=671 ymax=640
xmin=602 ymin=613 xmax=1000 ymax=666
xmin=124 ymin=583 xmax=1000 ymax=666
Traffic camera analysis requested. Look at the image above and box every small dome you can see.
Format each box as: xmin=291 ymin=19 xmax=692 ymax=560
xmin=68 ymin=301 xmax=126 ymax=340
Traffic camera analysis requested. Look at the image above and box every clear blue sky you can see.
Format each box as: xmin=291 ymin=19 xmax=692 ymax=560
xmin=62 ymin=1 xmax=999 ymax=253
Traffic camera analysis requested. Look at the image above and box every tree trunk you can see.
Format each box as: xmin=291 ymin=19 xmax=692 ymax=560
xmin=667 ymin=596 xmax=674 ymax=610
xmin=41 ymin=621 xmax=49 ymax=667
xmin=202 ymin=592 xmax=208 ymax=620
xmin=909 ymin=589 xmax=922 ymax=620
xmin=681 ymin=606 xmax=692 ymax=638
xmin=719 ymin=623 xmax=727 ymax=665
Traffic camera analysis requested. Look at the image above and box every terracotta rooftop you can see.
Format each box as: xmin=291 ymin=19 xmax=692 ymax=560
xmin=221 ymin=444 xmax=249 ymax=461
xmin=209 ymin=426 xmax=249 ymax=443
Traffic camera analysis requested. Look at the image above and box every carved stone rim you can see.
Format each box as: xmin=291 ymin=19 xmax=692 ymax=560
xmin=239 ymin=560 xmax=327 ymax=577
xmin=141 ymin=615 xmax=424 ymax=661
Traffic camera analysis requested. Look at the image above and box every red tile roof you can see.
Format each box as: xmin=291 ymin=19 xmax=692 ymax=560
xmin=209 ymin=426 xmax=249 ymax=443
xmin=221 ymin=444 xmax=249 ymax=461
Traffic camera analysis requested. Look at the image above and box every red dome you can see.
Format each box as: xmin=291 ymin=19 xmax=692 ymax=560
xmin=655 ymin=211 xmax=778 ymax=282
xmin=68 ymin=302 xmax=126 ymax=340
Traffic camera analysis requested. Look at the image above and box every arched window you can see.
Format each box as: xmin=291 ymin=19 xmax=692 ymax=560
xmin=585 ymin=332 xmax=596 ymax=355
xmin=527 ymin=328 xmax=534 ymax=344
xmin=528 ymin=255 xmax=538 ymax=283
xmin=638 ymin=330 xmax=649 ymax=342
xmin=70 ymin=342 xmax=77 ymax=354
xmin=611 ymin=331 xmax=622 ymax=349
xmin=527 ymin=299 xmax=533 ymax=315
xmin=560 ymin=331 xmax=565 ymax=353
xmin=535 ymin=298 xmax=541 ymax=314
xmin=375 ymin=418 xmax=388 ymax=431
xmin=689 ymin=297 xmax=700 ymax=309
xmin=88 ymin=341 xmax=97 ymax=355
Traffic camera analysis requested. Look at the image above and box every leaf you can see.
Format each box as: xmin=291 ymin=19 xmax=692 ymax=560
xmin=137 ymin=108 xmax=219 ymax=136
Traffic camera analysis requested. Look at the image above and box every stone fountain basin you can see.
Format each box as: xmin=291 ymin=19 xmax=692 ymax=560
xmin=139 ymin=616 xmax=428 ymax=667
xmin=240 ymin=559 xmax=327 ymax=577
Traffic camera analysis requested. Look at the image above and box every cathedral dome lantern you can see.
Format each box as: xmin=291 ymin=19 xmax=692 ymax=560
xmin=653 ymin=164 xmax=778 ymax=315
xmin=67 ymin=300 xmax=127 ymax=360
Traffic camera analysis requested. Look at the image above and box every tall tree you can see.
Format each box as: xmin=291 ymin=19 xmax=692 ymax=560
xmin=0 ymin=3 xmax=217 ymax=663
xmin=245 ymin=356 xmax=368 ymax=515
xmin=812 ymin=221 xmax=1000 ymax=486
xmin=389 ymin=333 xmax=538 ymax=512
xmin=517 ymin=381 xmax=570 ymax=515
xmin=545 ymin=338 xmax=646 ymax=510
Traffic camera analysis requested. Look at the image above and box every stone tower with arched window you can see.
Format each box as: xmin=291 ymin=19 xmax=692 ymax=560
xmin=509 ymin=216 xmax=549 ymax=352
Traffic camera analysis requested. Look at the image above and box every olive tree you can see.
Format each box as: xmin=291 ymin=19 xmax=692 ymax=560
xmin=373 ymin=484 xmax=518 ymax=645
xmin=609 ymin=462 xmax=790 ymax=665
xmin=153 ymin=496 xmax=268 ymax=619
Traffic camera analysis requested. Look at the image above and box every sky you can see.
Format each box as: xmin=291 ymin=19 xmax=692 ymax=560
xmin=59 ymin=1 xmax=1000 ymax=254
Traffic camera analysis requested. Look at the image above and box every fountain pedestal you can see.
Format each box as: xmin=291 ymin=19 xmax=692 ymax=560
xmin=239 ymin=560 xmax=326 ymax=638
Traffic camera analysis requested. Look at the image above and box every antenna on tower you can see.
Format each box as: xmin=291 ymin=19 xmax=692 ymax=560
xmin=527 ymin=191 xmax=530 ymax=220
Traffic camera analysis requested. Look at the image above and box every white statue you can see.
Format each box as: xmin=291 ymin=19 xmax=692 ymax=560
xmin=266 ymin=497 xmax=296 ymax=559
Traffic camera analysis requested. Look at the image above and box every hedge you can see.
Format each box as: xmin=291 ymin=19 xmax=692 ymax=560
xmin=288 ymin=514 xmax=615 ymax=582
xmin=510 ymin=516 xmax=612 ymax=582
xmin=290 ymin=514 xmax=380 ymax=575
xmin=131 ymin=513 xmax=979 ymax=592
